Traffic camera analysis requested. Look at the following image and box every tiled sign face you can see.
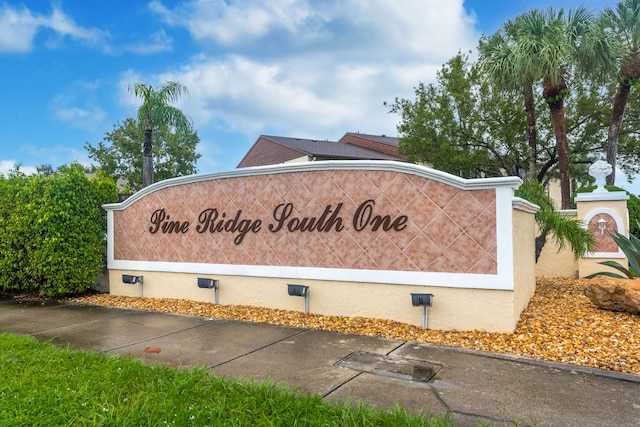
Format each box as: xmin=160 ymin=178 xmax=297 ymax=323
xmin=588 ymin=214 xmax=619 ymax=253
xmin=113 ymin=169 xmax=497 ymax=274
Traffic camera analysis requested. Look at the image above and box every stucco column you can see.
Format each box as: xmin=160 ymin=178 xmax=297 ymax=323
xmin=576 ymin=161 xmax=629 ymax=278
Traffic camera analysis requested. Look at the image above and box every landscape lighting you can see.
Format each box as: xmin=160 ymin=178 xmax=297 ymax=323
xmin=197 ymin=278 xmax=220 ymax=304
xmin=411 ymin=293 xmax=434 ymax=328
xmin=287 ymin=284 xmax=309 ymax=314
xmin=122 ymin=274 xmax=144 ymax=298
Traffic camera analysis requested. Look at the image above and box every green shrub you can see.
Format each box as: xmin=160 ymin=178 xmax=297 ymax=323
xmin=586 ymin=222 xmax=640 ymax=279
xmin=0 ymin=173 xmax=31 ymax=292
xmin=0 ymin=165 xmax=117 ymax=296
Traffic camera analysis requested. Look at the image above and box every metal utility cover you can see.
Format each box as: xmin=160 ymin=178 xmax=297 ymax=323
xmin=336 ymin=351 xmax=440 ymax=382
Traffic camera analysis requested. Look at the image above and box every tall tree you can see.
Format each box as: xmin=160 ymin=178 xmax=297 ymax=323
xmin=388 ymin=51 xmax=640 ymax=191
xmin=600 ymin=0 xmax=640 ymax=185
xmin=85 ymin=117 xmax=201 ymax=193
xmin=387 ymin=52 xmax=531 ymax=179
xmin=129 ymin=81 xmax=191 ymax=188
xmin=479 ymin=20 xmax=539 ymax=181
xmin=36 ymin=164 xmax=55 ymax=176
xmin=509 ymin=7 xmax=618 ymax=208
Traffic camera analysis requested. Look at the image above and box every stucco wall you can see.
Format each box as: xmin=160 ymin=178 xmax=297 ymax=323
xmin=577 ymin=194 xmax=629 ymax=278
xmin=109 ymin=270 xmax=519 ymax=331
xmin=536 ymin=239 xmax=578 ymax=278
xmin=104 ymin=161 xmax=533 ymax=332
xmin=535 ymin=210 xmax=579 ymax=278
xmin=534 ymin=194 xmax=630 ymax=278
xmin=512 ymin=205 xmax=537 ymax=317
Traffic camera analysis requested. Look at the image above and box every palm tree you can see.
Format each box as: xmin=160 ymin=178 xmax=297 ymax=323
xmin=129 ymin=81 xmax=191 ymax=188
xmin=600 ymin=0 xmax=640 ymax=185
xmin=479 ymin=21 xmax=539 ymax=181
xmin=509 ymin=8 xmax=618 ymax=209
xmin=515 ymin=180 xmax=596 ymax=262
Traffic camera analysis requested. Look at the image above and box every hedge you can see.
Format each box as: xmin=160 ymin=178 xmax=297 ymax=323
xmin=0 ymin=165 xmax=118 ymax=296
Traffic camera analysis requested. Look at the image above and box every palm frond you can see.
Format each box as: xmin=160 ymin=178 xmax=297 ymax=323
xmin=515 ymin=180 xmax=596 ymax=261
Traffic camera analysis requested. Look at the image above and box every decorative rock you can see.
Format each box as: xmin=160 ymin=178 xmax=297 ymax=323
xmin=585 ymin=276 xmax=640 ymax=314
xmin=71 ymin=277 xmax=640 ymax=375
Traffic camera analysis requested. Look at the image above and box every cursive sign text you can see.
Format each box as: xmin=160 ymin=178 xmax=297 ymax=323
xmin=148 ymin=199 xmax=408 ymax=245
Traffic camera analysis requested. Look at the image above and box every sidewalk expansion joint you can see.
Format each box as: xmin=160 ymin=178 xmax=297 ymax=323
xmin=321 ymin=371 xmax=364 ymax=398
xmin=103 ymin=322 xmax=216 ymax=353
xmin=29 ymin=310 xmax=141 ymax=337
xmin=208 ymin=329 xmax=307 ymax=369
xmin=451 ymin=410 xmax=519 ymax=427
xmin=386 ymin=340 xmax=408 ymax=356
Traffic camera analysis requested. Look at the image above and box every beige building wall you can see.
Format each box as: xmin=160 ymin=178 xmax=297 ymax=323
xmin=535 ymin=210 xmax=579 ymax=278
xmin=283 ymin=155 xmax=311 ymax=164
xmin=536 ymin=239 xmax=578 ymax=278
xmin=546 ymin=179 xmax=562 ymax=207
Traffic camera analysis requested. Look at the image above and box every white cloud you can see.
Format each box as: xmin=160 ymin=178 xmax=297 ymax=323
xmin=20 ymin=144 xmax=91 ymax=169
xmin=152 ymin=54 xmax=439 ymax=140
xmin=0 ymin=4 xmax=106 ymax=53
xmin=149 ymin=0 xmax=313 ymax=46
xmin=195 ymin=137 xmax=225 ymax=171
xmin=616 ymin=168 xmax=640 ymax=195
xmin=54 ymin=105 xmax=106 ymax=128
xmin=46 ymin=6 xmax=105 ymax=44
xmin=0 ymin=4 xmax=41 ymax=52
xmin=124 ymin=29 xmax=174 ymax=55
xmin=49 ymin=81 xmax=107 ymax=131
xmin=150 ymin=0 xmax=477 ymax=60
xmin=117 ymin=70 xmax=146 ymax=113
xmin=136 ymin=0 xmax=477 ymax=140
xmin=160 ymin=55 xmax=354 ymax=134
xmin=0 ymin=160 xmax=37 ymax=176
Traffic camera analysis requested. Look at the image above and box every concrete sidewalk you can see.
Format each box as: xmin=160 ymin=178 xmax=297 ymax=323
xmin=1 ymin=298 xmax=639 ymax=426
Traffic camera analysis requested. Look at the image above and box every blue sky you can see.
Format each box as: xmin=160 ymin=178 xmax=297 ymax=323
xmin=3 ymin=0 xmax=631 ymax=189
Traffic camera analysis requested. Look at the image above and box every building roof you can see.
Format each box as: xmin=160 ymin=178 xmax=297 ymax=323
xmin=261 ymin=135 xmax=400 ymax=160
xmin=237 ymin=133 xmax=402 ymax=168
xmin=340 ymin=132 xmax=401 ymax=158
xmin=342 ymin=132 xmax=398 ymax=147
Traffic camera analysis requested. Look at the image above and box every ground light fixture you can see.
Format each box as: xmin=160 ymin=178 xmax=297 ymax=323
xmin=287 ymin=284 xmax=309 ymax=314
xmin=411 ymin=293 xmax=434 ymax=328
xmin=197 ymin=278 xmax=220 ymax=304
xmin=122 ymin=275 xmax=144 ymax=297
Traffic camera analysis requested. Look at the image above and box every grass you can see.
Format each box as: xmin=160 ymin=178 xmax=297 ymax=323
xmin=0 ymin=334 xmax=452 ymax=426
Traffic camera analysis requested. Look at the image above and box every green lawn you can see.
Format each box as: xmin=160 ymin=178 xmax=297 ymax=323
xmin=0 ymin=334 xmax=452 ymax=426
